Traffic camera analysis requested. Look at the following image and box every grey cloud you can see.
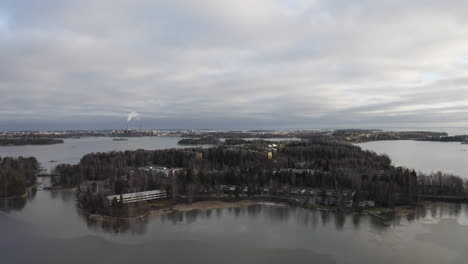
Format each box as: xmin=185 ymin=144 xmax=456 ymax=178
xmin=1 ymin=0 xmax=468 ymax=130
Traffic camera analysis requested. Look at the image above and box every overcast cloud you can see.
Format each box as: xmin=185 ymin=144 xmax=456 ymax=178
xmin=1 ymin=0 xmax=468 ymax=130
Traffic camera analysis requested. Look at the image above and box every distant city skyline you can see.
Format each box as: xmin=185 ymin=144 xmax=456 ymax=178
xmin=1 ymin=1 xmax=468 ymax=131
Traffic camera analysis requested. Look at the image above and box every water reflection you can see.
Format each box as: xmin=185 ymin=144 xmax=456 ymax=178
xmin=3 ymin=184 xmax=468 ymax=237
xmin=0 ymin=187 xmax=37 ymax=212
xmin=3 ymin=189 xmax=468 ymax=264
xmin=0 ymin=197 xmax=27 ymax=211
xmin=334 ymin=213 xmax=346 ymax=230
xmin=389 ymin=203 xmax=468 ymax=226
xmin=352 ymin=214 xmax=361 ymax=229
xmin=85 ymin=217 xmax=149 ymax=234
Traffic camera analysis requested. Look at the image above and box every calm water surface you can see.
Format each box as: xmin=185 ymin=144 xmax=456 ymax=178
xmin=0 ymin=137 xmax=187 ymax=172
xmin=1 ymin=137 xmax=468 ymax=263
xmin=358 ymin=140 xmax=468 ymax=178
xmin=1 ymin=179 xmax=468 ymax=264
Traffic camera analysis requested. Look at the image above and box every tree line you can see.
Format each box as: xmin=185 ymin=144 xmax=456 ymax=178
xmin=0 ymin=156 xmax=39 ymax=197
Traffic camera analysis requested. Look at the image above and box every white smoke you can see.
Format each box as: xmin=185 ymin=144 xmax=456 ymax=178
xmin=127 ymin=111 xmax=139 ymax=121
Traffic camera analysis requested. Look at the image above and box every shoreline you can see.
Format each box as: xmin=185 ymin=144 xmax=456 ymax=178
xmin=79 ymin=208 xmax=149 ymax=222
xmin=148 ymin=199 xmax=425 ymax=220
xmin=77 ymin=197 xmax=443 ymax=222
xmin=0 ymin=182 xmax=42 ymax=200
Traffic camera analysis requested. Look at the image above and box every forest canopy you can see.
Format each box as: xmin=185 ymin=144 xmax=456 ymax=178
xmin=0 ymin=156 xmax=39 ymax=197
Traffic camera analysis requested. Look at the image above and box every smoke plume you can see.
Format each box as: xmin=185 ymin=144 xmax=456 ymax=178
xmin=127 ymin=111 xmax=139 ymax=121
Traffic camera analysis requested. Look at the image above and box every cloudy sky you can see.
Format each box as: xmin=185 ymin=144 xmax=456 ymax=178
xmin=1 ymin=0 xmax=468 ymax=130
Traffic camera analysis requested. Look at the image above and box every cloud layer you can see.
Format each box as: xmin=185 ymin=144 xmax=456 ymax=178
xmin=1 ymin=0 xmax=468 ymax=130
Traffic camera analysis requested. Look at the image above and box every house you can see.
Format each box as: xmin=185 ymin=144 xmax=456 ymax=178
xmin=343 ymin=190 xmax=356 ymax=198
xmin=358 ymin=200 xmax=375 ymax=208
xmin=220 ymin=185 xmax=237 ymax=193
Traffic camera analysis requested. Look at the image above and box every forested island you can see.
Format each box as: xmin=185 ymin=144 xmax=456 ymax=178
xmin=295 ymin=130 xmax=450 ymax=143
xmin=182 ymin=131 xmax=294 ymax=139
xmin=0 ymin=138 xmax=64 ymax=146
xmin=48 ymin=139 xmax=468 ymax=218
xmin=178 ymin=137 xmax=220 ymax=145
xmin=0 ymin=157 xmax=39 ymax=198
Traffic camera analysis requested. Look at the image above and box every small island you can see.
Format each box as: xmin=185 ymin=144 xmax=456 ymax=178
xmin=178 ymin=137 xmax=220 ymax=145
xmin=0 ymin=138 xmax=64 ymax=146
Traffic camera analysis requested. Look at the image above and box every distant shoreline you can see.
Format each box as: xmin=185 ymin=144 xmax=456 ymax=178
xmin=0 ymin=138 xmax=64 ymax=146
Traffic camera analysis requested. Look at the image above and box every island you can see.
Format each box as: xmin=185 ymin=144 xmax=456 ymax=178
xmin=0 ymin=138 xmax=64 ymax=146
xmin=47 ymin=139 xmax=468 ymax=220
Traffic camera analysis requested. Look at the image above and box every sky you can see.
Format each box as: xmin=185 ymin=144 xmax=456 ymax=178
xmin=1 ymin=0 xmax=468 ymax=131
